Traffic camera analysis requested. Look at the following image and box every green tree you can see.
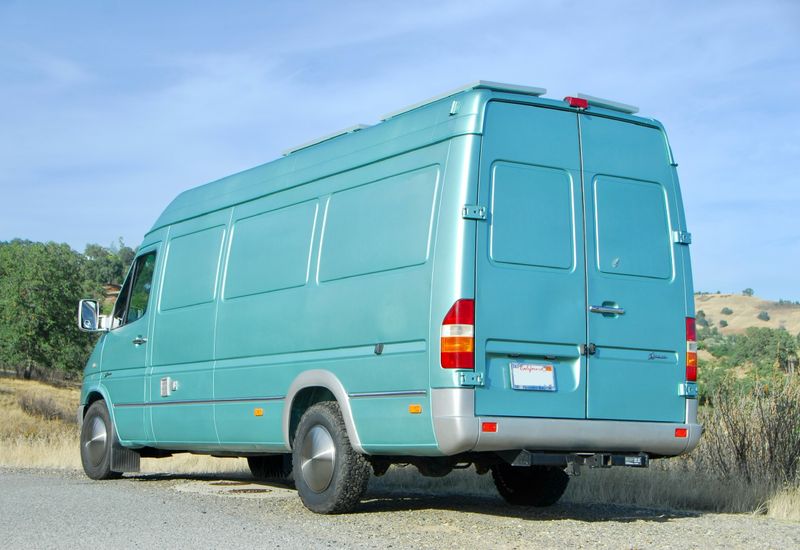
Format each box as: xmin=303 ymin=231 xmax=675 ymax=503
xmin=729 ymin=327 xmax=797 ymax=375
xmin=83 ymin=238 xmax=136 ymax=287
xmin=0 ymin=240 xmax=97 ymax=378
xmin=742 ymin=288 xmax=754 ymax=297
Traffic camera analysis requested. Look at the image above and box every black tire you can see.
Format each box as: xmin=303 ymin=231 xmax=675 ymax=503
xmin=491 ymin=464 xmax=569 ymax=506
xmin=79 ymin=401 xmax=122 ymax=480
xmin=248 ymin=454 xmax=293 ymax=482
xmin=292 ymin=401 xmax=370 ymax=514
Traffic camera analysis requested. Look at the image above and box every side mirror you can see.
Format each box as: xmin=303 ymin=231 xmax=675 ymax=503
xmin=78 ymin=299 xmax=107 ymax=332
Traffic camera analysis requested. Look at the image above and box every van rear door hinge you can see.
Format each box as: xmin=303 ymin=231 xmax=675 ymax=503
xmin=672 ymin=230 xmax=692 ymax=245
xmin=582 ymin=343 xmax=597 ymax=356
xmin=679 ymin=382 xmax=698 ymax=398
xmin=462 ymin=205 xmax=487 ymax=220
xmin=458 ymin=372 xmax=485 ymax=387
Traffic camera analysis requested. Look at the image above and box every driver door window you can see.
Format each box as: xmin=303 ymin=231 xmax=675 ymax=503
xmin=112 ymin=252 xmax=157 ymax=328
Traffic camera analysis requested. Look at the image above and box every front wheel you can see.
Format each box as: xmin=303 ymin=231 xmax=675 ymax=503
xmin=79 ymin=401 xmax=122 ymax=480
xmin=292 ymin=401 xmax=370 ymax=514
xmin=491 ymin=464 xmax=569 ymax=506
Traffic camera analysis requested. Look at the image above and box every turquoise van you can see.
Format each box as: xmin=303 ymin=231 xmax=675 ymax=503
xmin=77 ymin=81 xmax=700 ymax=513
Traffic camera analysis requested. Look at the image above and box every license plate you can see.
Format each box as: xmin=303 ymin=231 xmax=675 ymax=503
xmin=510 ymin=362 xmax=557 ymax=391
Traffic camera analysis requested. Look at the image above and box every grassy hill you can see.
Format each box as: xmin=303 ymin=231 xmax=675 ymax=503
xmin=695 ymin=293 xmax=800 ymax=336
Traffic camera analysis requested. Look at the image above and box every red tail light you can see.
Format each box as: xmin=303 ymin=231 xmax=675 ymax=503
xmin=686 ymin=317 xmax=697 ymax=382
xmin=441 ymin=299 xmax=474 ymax=369
xmin=564 ymin=96 xmax=589 ymax=109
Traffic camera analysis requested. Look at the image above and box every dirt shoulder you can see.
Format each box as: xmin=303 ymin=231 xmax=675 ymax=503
xmin=2 ymin=467 xmax=798 ymax=549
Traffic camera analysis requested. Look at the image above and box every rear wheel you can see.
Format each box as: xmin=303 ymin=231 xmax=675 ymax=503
xmin=80 ymin=401 xmax=122 ymax=480
xmin=248 ymin=454 xmax=293 ymax=482
xmin=292 ymin=401 xmax=370 ymax=514
xmin=491 ymin=464 xmax=569 ymax=506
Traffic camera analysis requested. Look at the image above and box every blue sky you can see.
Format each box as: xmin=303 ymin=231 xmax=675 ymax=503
xmin=1 ymin=0 xmax=798 ymax=299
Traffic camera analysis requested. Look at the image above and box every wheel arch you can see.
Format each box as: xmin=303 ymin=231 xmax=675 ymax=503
xmin=79 ymin=385 xmax=120 ymax=438
xmin=282 ymin=370 xmax=364 ymax=454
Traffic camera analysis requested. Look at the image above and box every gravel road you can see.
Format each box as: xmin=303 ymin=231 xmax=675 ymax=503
xmin=1 ymin=468 xmax=797 ymax=549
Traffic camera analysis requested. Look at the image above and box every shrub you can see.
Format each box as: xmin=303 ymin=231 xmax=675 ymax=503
xmin=721 ymin=307 xmax=733 ymax=315
xmin=697 ymin=380 xmax=800 ymax=485
xmin=742 ymin=288 xmax=754 ymax=297
xmin=719 ymin=320 xmax=728 ymax=328
xmin=758 ymin=311 xmax=770 ymax=322
xmin=17 ymin=392 xmax=73 ymax=423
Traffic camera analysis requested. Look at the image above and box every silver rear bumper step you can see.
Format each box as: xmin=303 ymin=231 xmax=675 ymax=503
xmin=432 ymin=388 xmax=702 ymax=457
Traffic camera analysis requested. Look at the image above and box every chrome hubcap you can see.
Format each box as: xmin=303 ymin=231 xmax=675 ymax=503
xmin=300 ymin=425 xmax=336 ymax=493
xmin=85 ymin=416 xmax=107 ymax=466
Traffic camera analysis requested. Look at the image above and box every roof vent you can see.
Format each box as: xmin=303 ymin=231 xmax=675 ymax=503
xmin=381 ymin=81 xmax=547 ymax=120
xmin=576 ymin=93 xmax=639 ymax=114
xmin=282 ymin=124 xmax=371 ymax=156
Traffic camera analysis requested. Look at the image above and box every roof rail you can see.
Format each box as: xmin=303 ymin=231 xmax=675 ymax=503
xmin=381 ymin=80 xmax=547 ymax=120
xmin=282 ymin=124 xmax=371 ymax=156
xmin=577 ymin=93 xmax=639 ymax=114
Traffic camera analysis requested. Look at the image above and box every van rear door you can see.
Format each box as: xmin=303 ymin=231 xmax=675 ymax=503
xmin=580 ymin=114 xmax=686 ymax=422
xmin=474 ymin=101 xmax=587 ymax=419
xmin=474 ymin=101 xmax=688 ymax=424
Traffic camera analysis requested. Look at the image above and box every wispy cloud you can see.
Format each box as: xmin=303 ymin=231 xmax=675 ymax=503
xmin=0 ymin=0 xmax=798 ymax=298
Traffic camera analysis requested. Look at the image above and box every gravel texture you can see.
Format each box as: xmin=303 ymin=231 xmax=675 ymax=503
xmin=1 ymin=467 xmax=798 ymax=549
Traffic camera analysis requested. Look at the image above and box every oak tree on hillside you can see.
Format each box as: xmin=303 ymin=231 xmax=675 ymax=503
xmin=0 ymin=240 xmax=97 ymax=377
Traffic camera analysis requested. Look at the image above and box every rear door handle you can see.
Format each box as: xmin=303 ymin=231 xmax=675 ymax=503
xmin=132 ymin=336 xmax=148 ymax=346
xmin=589 ymin=305 xmax=625 ymax=315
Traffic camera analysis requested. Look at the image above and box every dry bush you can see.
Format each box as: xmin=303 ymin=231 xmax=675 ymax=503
xmin=18 ymin=392 xmax=74 ymax=423
xmin=694 ymin=379 xmax=800 ymax=485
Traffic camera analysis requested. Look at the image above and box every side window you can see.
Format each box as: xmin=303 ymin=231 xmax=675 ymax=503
xmin=489 ymin=162 xmax=575 ymax=270
xmin=160 ymin=226 xmax=224 ymax=311
xmin=111 ymin=252 xmax=157 ymax=328
xmin=319 ymin=166 xmax=439 ymax=282
xmin=594 ymin=176 xmax=671 ymax=279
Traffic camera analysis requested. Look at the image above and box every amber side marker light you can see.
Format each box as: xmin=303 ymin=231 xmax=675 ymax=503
xmin=408 ymin=404 xmax=422 ymax=414
xmin=253 ymin=408 xmax=264 ymax=417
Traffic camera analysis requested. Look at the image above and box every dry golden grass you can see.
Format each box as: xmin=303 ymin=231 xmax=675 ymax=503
xmin=0 ymin=377 xmax=249 ymax=474
xmin=373 ymin=463 xmax=798 ymax=521
xmin=695 ymin=293 xmax=800 ymax=335
xmin=766 ymin=485 xmax=800 ymax=521
xmin=0 ymin=377 xmax=796 ymax=521
xmin=0 ymin=377 xmax=81 ymax=469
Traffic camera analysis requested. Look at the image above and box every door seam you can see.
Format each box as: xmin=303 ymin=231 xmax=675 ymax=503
xmin=576 ymin=113 xmax=590 ymax=419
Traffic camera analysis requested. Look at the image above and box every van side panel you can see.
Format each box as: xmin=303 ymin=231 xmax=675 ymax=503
xmin=149 ymin=210 xmax=229 ymax=446
xmin=212 ymin=144 xmax=450 ymax=452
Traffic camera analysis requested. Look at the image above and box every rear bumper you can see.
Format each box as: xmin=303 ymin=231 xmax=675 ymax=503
xmin=431 ymin=388 xmax=701 ymax=457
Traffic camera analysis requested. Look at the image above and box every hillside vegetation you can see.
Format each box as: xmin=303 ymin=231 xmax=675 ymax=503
xmin=694 ymin=293 xmax=799 ymax=398
xmin=695 ymin=293 xmax=800 ymax=335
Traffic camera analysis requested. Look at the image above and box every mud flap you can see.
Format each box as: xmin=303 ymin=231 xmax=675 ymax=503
xmin=111 ymin=441 xmax=141 ymax=473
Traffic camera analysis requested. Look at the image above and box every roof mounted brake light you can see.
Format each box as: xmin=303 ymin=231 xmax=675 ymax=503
xmin=564 ymin=96 xmax=589 ymax=109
